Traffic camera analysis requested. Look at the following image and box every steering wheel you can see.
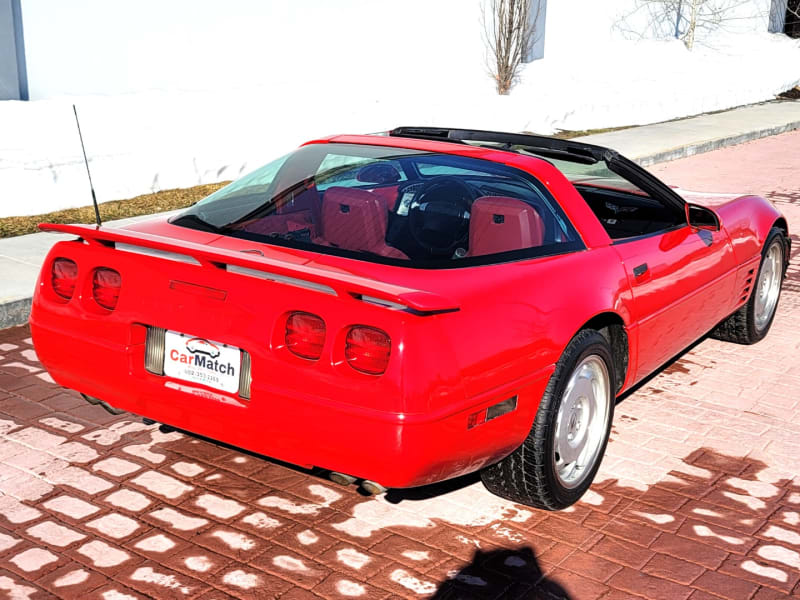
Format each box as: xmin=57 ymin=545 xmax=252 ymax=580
xmin=407 ymin=177 xmax=478 ymax=255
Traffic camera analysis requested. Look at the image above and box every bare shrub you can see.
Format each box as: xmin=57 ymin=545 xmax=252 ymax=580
xmin=787 ymin=0 xmax=800 ymax=37
xmin=617 ymin=0 xmax=752 ymax=50
xmin=481 ymin=0 xmax=542 ymax=95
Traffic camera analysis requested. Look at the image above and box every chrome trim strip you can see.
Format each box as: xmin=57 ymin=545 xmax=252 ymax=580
xmin=358 ymin=295 xmax=406 ymax=310
xmin=116 ymin=243 xmax=200 ymax=265
xmin=226 ymin=265 xmax=336 ymax=295
xmin=238 ymin=350 xmax=252 ymax=400
xmin=145 ymin=326 xmax=166 ymax=375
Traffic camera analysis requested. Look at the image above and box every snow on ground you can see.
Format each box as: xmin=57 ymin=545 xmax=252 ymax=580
xmin=1 ymin=31 xmax=799 ymax=218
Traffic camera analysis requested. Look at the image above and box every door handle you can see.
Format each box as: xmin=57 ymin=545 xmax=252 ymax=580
xmin=633 ymin=263 xmax=649 ymax=278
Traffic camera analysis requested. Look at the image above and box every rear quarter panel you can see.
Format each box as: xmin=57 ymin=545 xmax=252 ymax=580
xmin=438 ymin=246 xmax=634 ymax=404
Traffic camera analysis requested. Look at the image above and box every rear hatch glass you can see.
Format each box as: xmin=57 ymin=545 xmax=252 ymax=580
xmin=171 ymin=142 xmax=582 ymax=268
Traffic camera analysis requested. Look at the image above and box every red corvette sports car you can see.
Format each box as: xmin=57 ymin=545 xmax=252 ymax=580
xmin=30 ymin=128 xmax=789 ymax=509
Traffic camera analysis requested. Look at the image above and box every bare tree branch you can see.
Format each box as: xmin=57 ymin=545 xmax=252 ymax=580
xmin=481 ymin=0 xmax=542 ymax=95
xmin=615 ymin=0 xmax=759 ymax=50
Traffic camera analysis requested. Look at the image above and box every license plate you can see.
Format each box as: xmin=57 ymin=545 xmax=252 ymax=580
xmin=163 ymin=330 xmax=241 ymax=394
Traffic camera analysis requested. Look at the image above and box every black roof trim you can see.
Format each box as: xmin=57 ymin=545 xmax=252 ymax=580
xmin=389 ymin=126 xmax=614 ymax=163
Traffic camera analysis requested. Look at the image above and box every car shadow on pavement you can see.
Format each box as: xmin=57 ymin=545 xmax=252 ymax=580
xmin=781 ymin=232 xmax=800 ymax=296
xmin=430 ymin=546 xmax=568 ymax=599
xmin=422 ymin=448 xmax=800 ymax=599
xmin=385 ymin=472 xmax=482 ymax=504
xmin=615 ymin=335 xmax=709 ymax=405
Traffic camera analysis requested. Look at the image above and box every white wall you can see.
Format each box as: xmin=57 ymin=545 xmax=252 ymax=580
xmin=21 ymin=0 xmax=487 ymax=99
xmin=21 ymin=0 xmax=786 ymax=99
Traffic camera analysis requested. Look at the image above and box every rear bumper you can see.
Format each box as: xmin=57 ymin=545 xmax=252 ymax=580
xmin=30 ymin=312 xmax=552 ymax=488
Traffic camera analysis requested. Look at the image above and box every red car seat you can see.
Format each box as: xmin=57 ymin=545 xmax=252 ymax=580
xmin=320 ymin=187 xmax=407 ymax=259
xmin=241 ymin=211 xmax=314 ymax=236
xmin=368 ymin=186 xmax=400 ymax=212
xmin=468 ymin=196 xmax=545 ymax=257
xmin=277 ymin=183 xmax=322 ymax=226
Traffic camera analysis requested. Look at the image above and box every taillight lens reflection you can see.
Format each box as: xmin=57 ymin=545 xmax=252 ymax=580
xmin=345 ymin=326 xmax=391 ymax=375
xmin=92 ymin=268 xmax=122 ymax=310
xmin=52 ymin=258 xmax=78 ymax=300
xmin=285 ymin=312 xmax=326 ymax=360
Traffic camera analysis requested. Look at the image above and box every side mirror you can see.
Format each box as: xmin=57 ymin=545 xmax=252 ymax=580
xmin=685 ymin=203 xmax=720 ymax=232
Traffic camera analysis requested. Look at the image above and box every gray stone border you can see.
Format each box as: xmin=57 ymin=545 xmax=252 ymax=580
xmin=0 ymin=296 xmax=31 ymax=330
xmin=635 ymin=120 xmax=800 ymax=166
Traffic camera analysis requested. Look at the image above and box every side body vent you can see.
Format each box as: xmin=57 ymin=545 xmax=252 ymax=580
xmin=741 ymin=267 xmax=756 ymax=303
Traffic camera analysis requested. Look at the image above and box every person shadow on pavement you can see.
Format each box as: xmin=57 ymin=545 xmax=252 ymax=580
xmin=430 ymin=546 xmax=571 ymax=599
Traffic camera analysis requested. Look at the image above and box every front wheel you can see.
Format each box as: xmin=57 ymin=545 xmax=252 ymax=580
xmin=712 ymin=227 xmax=786 ymax=345
xmin=480 ymin=329 xmax=615 ymax=510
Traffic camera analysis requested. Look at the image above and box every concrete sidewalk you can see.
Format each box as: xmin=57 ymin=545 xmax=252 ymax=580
xmin=576 ymin=99 xmax=800 ymax=165
xmin=2 ymin=98 xmax=799 ymax=329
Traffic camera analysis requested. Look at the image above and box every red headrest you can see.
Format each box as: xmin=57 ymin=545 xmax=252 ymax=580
xmin=276 ymin=184 xmax=321 ymax=226
xmin=321 ymin=187 xmax=388 ymax=252
xmin=469 ymin=196 xmax=545 ymax=257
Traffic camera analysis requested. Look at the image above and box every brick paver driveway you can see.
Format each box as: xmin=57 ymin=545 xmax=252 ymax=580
xmin=1 ymin=132 xmax=799 ymax=599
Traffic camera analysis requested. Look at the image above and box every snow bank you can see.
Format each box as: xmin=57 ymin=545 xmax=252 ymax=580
xmin=518 ymin=32 xmax=800 ymax=133
xmin=1 ymin=6 xmax=799 ymax=217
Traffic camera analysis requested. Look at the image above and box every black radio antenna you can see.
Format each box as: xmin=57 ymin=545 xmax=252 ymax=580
xmin=73 ymin=104 xmax=102 ymax=226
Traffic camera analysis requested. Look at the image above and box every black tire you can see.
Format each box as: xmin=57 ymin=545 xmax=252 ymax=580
xmin=711 ymin=227 xmax=787 ymax=345
xmin=480 ymin=329 xmax=615 ymax=510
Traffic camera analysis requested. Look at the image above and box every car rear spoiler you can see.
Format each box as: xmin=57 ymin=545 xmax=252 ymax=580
xmin=39 ymin=223 xmax=460 ymax=316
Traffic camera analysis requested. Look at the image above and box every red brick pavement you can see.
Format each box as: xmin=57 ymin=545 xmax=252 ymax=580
xmin=0 ymin=131 xmax=799 ymax=599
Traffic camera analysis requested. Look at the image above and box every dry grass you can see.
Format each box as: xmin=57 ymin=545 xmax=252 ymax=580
xmin=0 ymin=181 xmax=229 ymax=238
xmin=778 ymin=87 xmax=800 ymax=100
xmin=549 ymin=125 xmax=635 ymax=139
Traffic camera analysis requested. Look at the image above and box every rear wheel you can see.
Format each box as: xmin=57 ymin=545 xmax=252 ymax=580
xmin=480 ymin=329 xmax=615 ymax=510
xmin=712 ymin=227 xmax=786 ymax=345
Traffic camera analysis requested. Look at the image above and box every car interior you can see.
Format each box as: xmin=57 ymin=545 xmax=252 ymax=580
xmin=573 ymin=183 xmax=686 ymax=240
xmin=227 ymin=157 xmax=574 ymax=262
xmin=503 ymin=147 xmax=687 ymax=241
xmin=175 ymin=142 xmax=687 ymax=264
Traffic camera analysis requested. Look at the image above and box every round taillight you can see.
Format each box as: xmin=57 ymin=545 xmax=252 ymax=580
xmin=92 ymin=267 xmax=122 ymax=310
xmin=51 ymin=258 xmax=78 ymax=300
xmin=345 ymin=326 xmax=391 ymax=375
xmin=285 ymin=312 xmax=326 ymax=360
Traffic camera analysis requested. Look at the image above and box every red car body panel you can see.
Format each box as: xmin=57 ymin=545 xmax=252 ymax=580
xmin=29 ymin=133 xmax=787 ymax=488
xmin=682 ymin=192 xmax=785 ymax=264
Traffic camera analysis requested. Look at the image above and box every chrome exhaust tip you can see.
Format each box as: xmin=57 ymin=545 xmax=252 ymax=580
xmin=329 ymin=472 xmax=357 ymax=486
xmin=361 ymin=480 xmax=387 ymax=495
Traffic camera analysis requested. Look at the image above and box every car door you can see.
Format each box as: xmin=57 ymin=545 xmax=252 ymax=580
xmin=614 ymin=223 xmax=737 ymax=381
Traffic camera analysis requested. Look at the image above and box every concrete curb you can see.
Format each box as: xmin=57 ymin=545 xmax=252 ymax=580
xmin=0 ymin=297 xmax=32 ymax=331
xmin=634 ymin=119 xmax=800 ymax=166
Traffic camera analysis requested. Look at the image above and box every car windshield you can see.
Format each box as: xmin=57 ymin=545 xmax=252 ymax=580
xmin=171 ymin=142 xmax=582 ymax=267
